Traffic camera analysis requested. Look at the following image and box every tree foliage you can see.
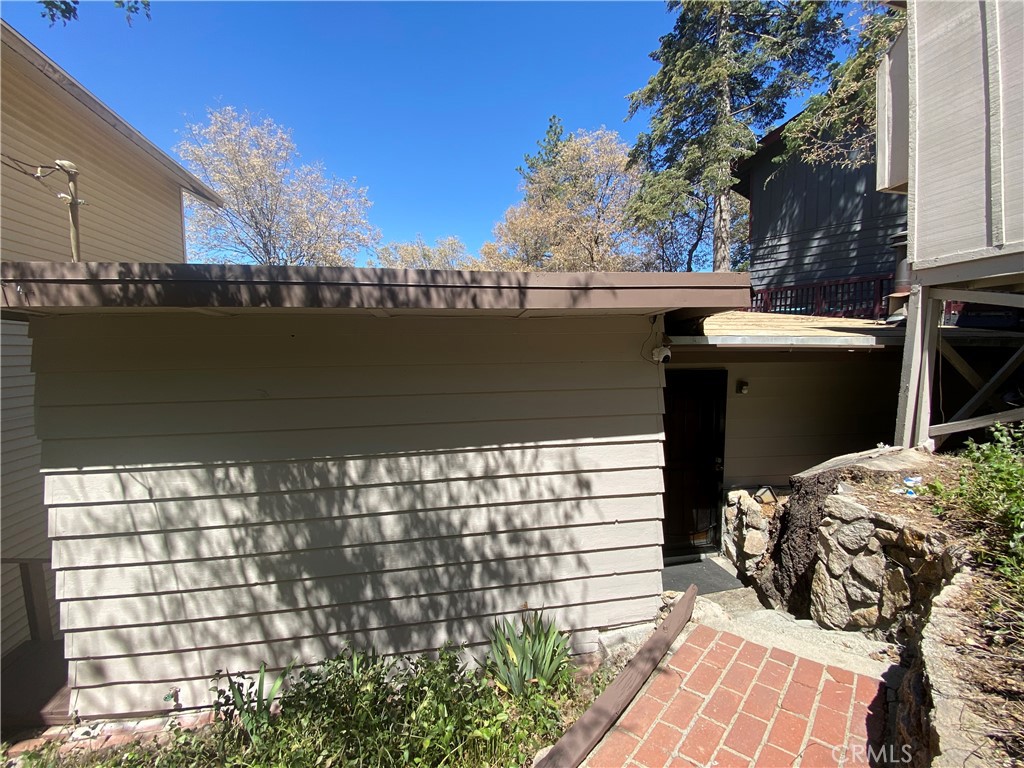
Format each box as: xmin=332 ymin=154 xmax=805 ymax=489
xmin=177 ymin=106 xmax=378 ymax=267
xmin=782 ymin=3 xmax=906 ymax=168
xmin=485 ymin=122 xmax=644 ymax=272
xmin=373 ymin=235 xmax=482 ymax=271
xmin=39 ymin=0 xmax=150 ymax=26
xmin=628 ymin=0 xmax=844 ymax=270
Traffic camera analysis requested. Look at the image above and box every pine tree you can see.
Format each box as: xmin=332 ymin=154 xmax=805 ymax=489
xmin=629 ymin=0 xmax=843 ymax=271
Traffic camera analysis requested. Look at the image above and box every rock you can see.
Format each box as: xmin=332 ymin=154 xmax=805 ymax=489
xmin=661 ymin=590 xmax=681 ymax=605
xmin=740 ymin=496 xmax=768 ymax=530
xmin=828 ymin=547 xmax=853 ymax=578
xmin=914 ymin=557 xmax=944 ymax=586
xmin=690 ymin=596 xmax=731 ymax=625
xmin=900 ymin=525 xmax=930 ymax=557
xmin=875 ymin=528 xmax=899 ymax=545
xmin=836 ymin=520 xmax=876 ymax=552
xmin=850 ymin=605 xmax=881 ymax=627
xmin=835 ymin=481 xmax=856 ymax=495
xmin=852 ymin=552 xmax=887 ymax=585
xmin=743 ymin=530 xmax=768 ymax=557
xmin=866 ymin=536 xmax=882 ymax=554
xmin=727 ymin=490 xmax=750 ymax=505
xmin=722 ymin=532 xmax=738 ymax=565
xmin=843 ymin=571 xmax=881 ymax=604
xmin=534 ymin=746 xmax=553 ymax=764
xmin=724 ymin=504 xmax=738 ymax=525
xmin=881 ymin=567 xmax=912 ymax=620
xmin=810 ymin=561 xmax=851 ymax=629
xmin=824 ymin=494 xmax=870 ymax=522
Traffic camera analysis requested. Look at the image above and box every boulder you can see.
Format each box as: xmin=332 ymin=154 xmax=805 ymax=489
xmin=810 ymin=561 xmax=851 ymax=629
xmin=850 ymin=605 xmax=881 ymax=627
xmin=824 ymin=494 xmax=870 ymax=522
xmin=743 ymin=530 xmax=768 ymax=557
xmin=843 ymin=571 xmax=882 ymax=604
xmin=881 ymin=567 xmax=912 ymax=620
xmin=852 ymin=552 xmax=887 ymax=586
xmin=836 ymin=520 xmax=876 ymax=553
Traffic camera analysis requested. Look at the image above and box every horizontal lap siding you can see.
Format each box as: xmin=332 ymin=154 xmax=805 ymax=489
xmin=1 ymin=564 xmax=30 ymax=657
xmin=0 ymin=46 xmax=186 ymax=264
xmin=2 ymin=321 xmax=50 ymax=660
xmin=34 ymin=314 xmax=667 ymax=717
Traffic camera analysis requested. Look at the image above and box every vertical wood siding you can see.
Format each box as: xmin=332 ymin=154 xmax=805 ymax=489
xmin=911 ymin=1 xmax=1024 ymax=264
xmin=32 ymin=314 xmax=667 ymax=717
xmin=669 ymin=351 xmax=902 ymax=488
xmin=745 ymin=151 xmax=907 ymax=292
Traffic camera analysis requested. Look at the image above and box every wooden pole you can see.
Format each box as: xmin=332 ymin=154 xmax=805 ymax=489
xmin=895 ymin=285 xmax=925 ymax=447
xmin=55 ymin=159 xmax=81 ymax=263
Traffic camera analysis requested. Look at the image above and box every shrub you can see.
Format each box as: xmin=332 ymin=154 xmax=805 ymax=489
xmin=931 ymin=422 xmax=1024 ymax=586
xmin=486 ymin=611 xmax=573 ymax=698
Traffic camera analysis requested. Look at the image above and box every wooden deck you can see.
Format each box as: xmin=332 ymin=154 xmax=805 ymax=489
xmin=668 ymin=311 xmax=1024 ymax=349
xmin=1 ymin=640 xmax=71 ymax=736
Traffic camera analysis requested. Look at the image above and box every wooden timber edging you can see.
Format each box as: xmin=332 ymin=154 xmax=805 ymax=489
xmin=536 ymin=584 xmax=699 ymax=768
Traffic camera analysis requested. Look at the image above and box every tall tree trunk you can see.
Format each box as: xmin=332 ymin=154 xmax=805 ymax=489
xmin=712 ymin=5 xmax=733 ymax=272
xmin=712 ymin=191 xmax=732 ymax=271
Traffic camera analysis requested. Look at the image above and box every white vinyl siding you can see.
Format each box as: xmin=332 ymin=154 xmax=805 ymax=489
xmin=32 ymin=313 xmax=667 ymax=717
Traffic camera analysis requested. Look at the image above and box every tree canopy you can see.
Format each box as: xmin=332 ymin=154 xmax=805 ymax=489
xmin=39 ymin=0 xmax=150 ymax=25
xmin=373 ymin=235 xmax=483 ymax=271
xmin=782 ymin=3 xmax=907 ymax=168
xmin=484 ymin=121 xmax=644 ymax=272
xmin=628 ymin=0 xmax=844 ymax=271
xmin=177 ymin=106 xmax=378 ymax=267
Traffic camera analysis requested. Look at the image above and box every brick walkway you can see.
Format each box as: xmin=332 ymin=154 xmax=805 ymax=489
xmin=583 ymin=623 xmax=887 ymax=768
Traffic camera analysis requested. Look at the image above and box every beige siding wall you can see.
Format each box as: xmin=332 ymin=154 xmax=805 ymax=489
xmin=2 ymin=320 xmax=48 ymax=565
xmin=0 ymin=37 xmax=187 ymax=264
xmin=1 ymin=564 xmax=31 ymax=656
xmin=910 ymin=1 xmax=1024 ymax=265
xmin=669 ymin=351 xmax=902 ymax=489
xmin=32 ymin=313 xmax=666 ymax=717
xmin=2 ymin=32 xmax=194 ymax=660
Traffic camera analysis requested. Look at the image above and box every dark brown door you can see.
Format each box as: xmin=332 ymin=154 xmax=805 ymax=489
xmin=662 ymin=369 xmax=727 ymax=558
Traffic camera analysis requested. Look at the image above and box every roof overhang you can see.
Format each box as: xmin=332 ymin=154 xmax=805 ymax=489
xmin=0 ymin=261 xmax=752 ymax=320
xmin=1 ymin=20 xmax=223 ymax=207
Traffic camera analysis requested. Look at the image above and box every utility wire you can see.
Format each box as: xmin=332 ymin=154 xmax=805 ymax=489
xmin=2 ymin=154 xmax=69 ymax=198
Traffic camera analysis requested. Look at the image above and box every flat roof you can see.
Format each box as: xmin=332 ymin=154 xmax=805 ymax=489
xmin=669 ymin=310 xmax=1024 ymax=349
xmin=0 ymin=261 xmax=752 ymax=320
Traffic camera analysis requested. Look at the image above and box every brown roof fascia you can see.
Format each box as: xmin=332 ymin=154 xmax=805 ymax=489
xmin=0 ymin=261 xmax=751 ymax=318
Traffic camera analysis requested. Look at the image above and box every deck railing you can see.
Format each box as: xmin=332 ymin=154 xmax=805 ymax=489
xmin=751 ymin=274 xmax=895 ymax=320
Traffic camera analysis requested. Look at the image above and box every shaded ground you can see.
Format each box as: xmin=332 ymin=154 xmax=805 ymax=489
xmin=662 ymin=557 xmax=744 ymax=596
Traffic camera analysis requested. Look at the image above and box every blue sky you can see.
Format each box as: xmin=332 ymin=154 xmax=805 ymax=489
xmin=0 ymin=1 xmax=812 ymax=264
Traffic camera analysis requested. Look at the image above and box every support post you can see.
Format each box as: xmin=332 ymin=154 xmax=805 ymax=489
xmin=913 ymin=295 xmax=941 ymax=447
xmin=895 ymin=285 xmax=926 ymax=447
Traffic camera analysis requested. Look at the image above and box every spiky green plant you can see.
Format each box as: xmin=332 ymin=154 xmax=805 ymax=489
xmin=486 ymin=611 xmax=572 ymax=698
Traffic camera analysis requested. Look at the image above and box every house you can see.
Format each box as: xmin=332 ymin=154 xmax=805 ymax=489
xmin=0 ymin=19 xmax=220 ymax=726
xmin=0 ymin=262 xmax=750 ymax=717
xmin=876 ymin=1 xmax=1024 ymax=447
xmin=733 ymin=124 xmax=908 ymax=319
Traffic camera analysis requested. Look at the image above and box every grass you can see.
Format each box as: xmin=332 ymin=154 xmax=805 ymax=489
xmin=3 ymin=616 xmax=610 ymax=768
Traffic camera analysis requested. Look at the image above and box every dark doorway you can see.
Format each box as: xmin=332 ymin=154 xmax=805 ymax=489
xmin=662 ymin=369 xmax=728 ymax=559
